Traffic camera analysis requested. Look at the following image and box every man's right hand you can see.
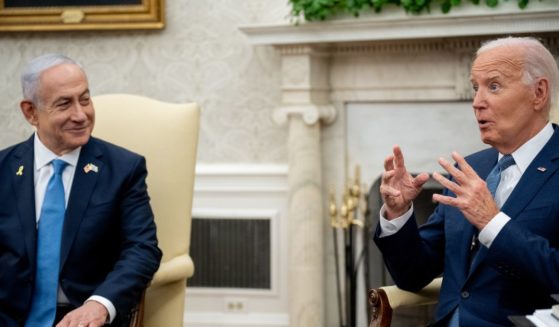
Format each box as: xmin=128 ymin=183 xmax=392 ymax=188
xmin=380 ymin=145 xmax=429 ymax=219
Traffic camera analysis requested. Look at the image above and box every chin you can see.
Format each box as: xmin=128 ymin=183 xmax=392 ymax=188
xmin=71 ymin=134 xmax=91 ymax=148
xmin=480 ymin=135 xmax=495 ymax=146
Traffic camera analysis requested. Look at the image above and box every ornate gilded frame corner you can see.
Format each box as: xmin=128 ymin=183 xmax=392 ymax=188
xmin=0 ymin=0 xmax=164 ymax=32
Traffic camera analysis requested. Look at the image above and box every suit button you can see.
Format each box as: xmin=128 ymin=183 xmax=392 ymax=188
xmin=461 ymin=291 xmax=470 ymax=299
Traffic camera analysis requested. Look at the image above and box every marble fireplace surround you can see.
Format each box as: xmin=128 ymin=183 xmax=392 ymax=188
xmin=240 ymin=4 xmax=559 ymax=327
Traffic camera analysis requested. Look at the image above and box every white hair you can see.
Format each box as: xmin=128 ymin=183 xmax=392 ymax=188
xmin=21 ymin=53 xmax=84 ymax=105
xmin=477 ymin=36 xmax=559 ymax=110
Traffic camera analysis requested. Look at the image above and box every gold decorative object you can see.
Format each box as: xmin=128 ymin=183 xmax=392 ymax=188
xmin=329 ymin=164 xmax=368 ymax=327
xmin=61 ymin=10 xmax=85 ymax=24
xmin=329 ymin=165 xmax=366 ymax=230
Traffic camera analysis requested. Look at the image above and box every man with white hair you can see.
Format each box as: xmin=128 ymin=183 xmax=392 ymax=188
xmin=375 ymin=37 xmax=559 ymax=326
xmin=0 ymin=54 xmax=161 ymax=327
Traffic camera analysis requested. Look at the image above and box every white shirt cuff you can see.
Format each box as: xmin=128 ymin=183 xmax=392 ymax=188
xmin=87 ymin=295 xmax=116 ymax=323
xmin=379 ymin=204 xmax=414 ymax=237
xmin=478 ymin=211 xmax=511 ymax=248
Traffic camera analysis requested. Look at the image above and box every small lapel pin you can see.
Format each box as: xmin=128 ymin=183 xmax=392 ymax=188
xmin=83 ymin=163 xmax=99 ymax=174
xmin=537 ymin=167 xmax=547 ymax=172
xmin=16 ymin=165 xmax=24 ymax=176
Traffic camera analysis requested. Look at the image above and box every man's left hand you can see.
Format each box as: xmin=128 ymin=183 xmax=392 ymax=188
xmin=55 ymin=300 xmax=108 ymax=327
xmin=431 ymin=151 xmax=499 ymax=230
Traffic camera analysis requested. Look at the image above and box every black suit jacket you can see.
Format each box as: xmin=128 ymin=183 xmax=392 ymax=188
xmin=0 ymin=135 xmax=162 ymax=326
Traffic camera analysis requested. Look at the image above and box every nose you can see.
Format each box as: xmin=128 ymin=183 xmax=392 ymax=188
xmin=472 ymin=88 xmax=486 ymax=111
xmin=71 ymin=103 xmax=88 ymax=122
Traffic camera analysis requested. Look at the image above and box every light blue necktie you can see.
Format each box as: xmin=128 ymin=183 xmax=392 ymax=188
xmin=485 ymin=154 xmax=516 ymax=198
xmin=25 ymin=159 xmax=68 ymax=327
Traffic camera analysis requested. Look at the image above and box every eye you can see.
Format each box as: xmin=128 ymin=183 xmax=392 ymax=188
xmin=489 ymin=82 xmax=500 ymax=92
xmin=472 ymin=84 xmax=479 ymax=93
xmin=56 ymin=101 xmax=71 ymax=109
xmin=79 ymin=97 xmax=90 ymax=106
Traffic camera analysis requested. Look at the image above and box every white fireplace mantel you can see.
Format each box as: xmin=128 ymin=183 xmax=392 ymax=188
xmin=240 ymin=2 xmax=559 ymax=45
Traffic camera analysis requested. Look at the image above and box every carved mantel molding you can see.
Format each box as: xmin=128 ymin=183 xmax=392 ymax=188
xmin=240 ymin=3 xmax=559 ymax=46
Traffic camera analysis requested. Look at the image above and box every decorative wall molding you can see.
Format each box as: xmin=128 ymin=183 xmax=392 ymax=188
xmin=240 ymin=4 xmax=559 ymax=46
xmin=194 ymin=164 xmax=288 ymax=193
xmin=273 ymin=105 xmax=337 ymax=126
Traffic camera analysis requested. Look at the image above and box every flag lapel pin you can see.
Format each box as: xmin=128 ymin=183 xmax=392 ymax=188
xmin=83 ymin=163 xmax=99 ymax=174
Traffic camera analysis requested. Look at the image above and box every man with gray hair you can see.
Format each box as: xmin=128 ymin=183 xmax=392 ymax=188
xmin=375 ymin=37 xmax=559 ymax=326
xmin=0 ymin=54 xmax=161 ymax=326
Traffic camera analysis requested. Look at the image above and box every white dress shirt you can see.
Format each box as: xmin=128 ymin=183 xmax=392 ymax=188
xmin=33 ymin=134 xmax=116 ymax=323
xmin=379 ymin=122 xmax=554 ymax=249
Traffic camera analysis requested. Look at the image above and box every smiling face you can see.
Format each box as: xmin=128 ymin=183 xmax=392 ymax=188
xmin=20 ymin=63 xmax=95 ymax=155
xmin=470 ymin=45 xmax=548 ymax=154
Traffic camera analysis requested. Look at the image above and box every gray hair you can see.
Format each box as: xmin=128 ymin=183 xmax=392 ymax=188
xmin=477 ymin=36 xmax=559 ymax=110
xmin=21 ymin=53 xmax=84 ymax=104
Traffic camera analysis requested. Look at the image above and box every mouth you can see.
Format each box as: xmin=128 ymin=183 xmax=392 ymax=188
xmin=477 ymin=120 xmax=491 ymax=128
xmin=66 ymin=126 xmax=89 ymax=133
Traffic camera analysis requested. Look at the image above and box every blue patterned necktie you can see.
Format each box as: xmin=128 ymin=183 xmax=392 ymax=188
xmin=485 ymin=154 xmax=516 ymax=198
xmin=25 ymin=159 xmax=68 ymax=327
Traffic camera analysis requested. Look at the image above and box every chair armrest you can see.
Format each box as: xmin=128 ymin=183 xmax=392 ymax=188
xmin=382 ymin=277 xmax=442 ymax=309
xmin=150 ymin=254 xmax=194 ymax=288
xmin=368 ymin=277 xmax=442 ymax=327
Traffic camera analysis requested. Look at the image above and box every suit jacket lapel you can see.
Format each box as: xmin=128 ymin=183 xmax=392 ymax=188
xmin=11 ymin=136 xmax=37 ymax=265
xmin=60 ymin=138 xmax=104 ymax=268
xmin=501 ymin=127 xmax=559 ymax=217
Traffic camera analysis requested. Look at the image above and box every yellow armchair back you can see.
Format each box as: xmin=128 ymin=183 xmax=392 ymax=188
xmin=92 ymin=94 xmax=199 ymax=327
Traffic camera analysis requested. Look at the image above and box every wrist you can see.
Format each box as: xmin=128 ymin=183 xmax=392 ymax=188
xmin=385 ymin=204 xmax=411 ymax=220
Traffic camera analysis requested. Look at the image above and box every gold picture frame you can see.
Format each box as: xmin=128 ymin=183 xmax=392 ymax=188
xmin=0 ymin=0 xmax=164 ymax=32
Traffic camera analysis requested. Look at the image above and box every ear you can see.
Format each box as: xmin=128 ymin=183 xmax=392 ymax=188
xmin=20 ymin=100 xmax=38 ymax=126
xmin=533 ymin=77 xmax=550 ymax=112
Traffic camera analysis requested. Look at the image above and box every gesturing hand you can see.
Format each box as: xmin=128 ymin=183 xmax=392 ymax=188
xmin=380 ymin=145 xmax=429 ymax=219
xmin=432 ymin=152 xmax=499 ymax=230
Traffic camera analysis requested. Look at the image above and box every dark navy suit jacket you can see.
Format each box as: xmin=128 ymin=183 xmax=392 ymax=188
xmin=375 ymin=127 xmax=559 ymax=326
xmin=0 ymin=135 xmax=162 ymax=326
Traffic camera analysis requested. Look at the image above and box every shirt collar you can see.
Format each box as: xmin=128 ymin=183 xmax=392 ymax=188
xmin=34 ymin=133 xmax=81 ymax=170
xmin=501 ymin=123 xmax=554 ymax=174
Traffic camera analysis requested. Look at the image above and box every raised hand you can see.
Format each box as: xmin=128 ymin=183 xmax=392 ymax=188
xmin=380 ymin=145 xmax=429 ymax=219
xmin=432 ymin=151 xmax=499 ymax=230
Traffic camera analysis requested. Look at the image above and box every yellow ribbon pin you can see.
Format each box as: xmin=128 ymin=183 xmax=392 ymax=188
xmin=16 ymin=165 xmax=24 ymax=176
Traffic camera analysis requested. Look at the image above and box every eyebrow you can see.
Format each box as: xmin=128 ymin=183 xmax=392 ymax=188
xmin=470 ymin=73 xmax=502 ymax=84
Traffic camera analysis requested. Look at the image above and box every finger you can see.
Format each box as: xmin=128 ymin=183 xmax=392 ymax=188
xmin=451 ymin=151 xmax=478 ymax=177
xmin=384 ymin=154 xmax=395 ymax=171
xmin=432 ymin=171 xmax=462 ymax=195
xmin=438 ymin=157 xmax=466 ymax=184
xmin=392 ymin=145 xmax=406 ymax=169
xmin=380 ymin=184 xmax=401 ymax=197
xmin=381 ymin=170 xmax=396 ymax=184
xmin=412 ymin=172 xmax=430 ymax=188
xmin=432 ymin=193 xmax=459 ymax=208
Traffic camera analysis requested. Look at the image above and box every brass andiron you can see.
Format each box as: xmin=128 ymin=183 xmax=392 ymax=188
xmin=329 ymin=165 xmax=367 ymax=327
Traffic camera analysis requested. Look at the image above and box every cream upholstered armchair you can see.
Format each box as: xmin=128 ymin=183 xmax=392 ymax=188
xmin=368 ymin=277 xmax=442 ymax=327
xmin=92 ymin=94 xmax=199 ymax=327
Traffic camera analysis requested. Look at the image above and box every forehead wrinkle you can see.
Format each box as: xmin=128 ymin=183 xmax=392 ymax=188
xmin=472 ymin=49 xmax=525 ymax=79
